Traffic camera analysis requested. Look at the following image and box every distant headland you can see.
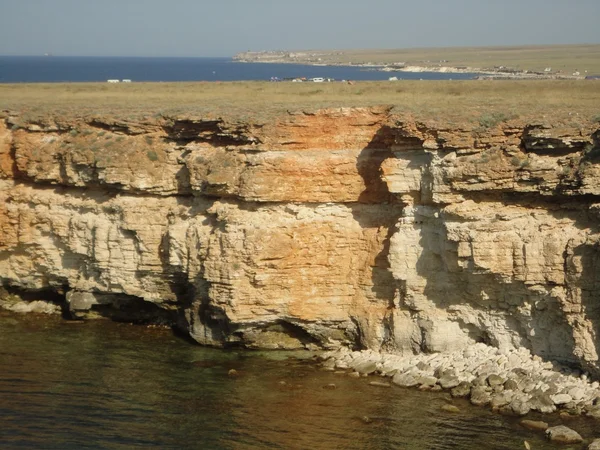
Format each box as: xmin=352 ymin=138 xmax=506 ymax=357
xmin=234 ymin=44 xmax=600 ymax=80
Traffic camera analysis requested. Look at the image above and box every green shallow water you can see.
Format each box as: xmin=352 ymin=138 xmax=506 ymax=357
xmin=0 ymin=312 xmax=597 ymax=450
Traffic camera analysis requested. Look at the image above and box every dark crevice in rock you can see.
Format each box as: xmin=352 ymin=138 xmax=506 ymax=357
xmin=8 ymin=179 xmax=196 ymax=200
xmin=86 ymin=119 xmax=149 ymax=135
xmin=67 ymin=290 xmax=177 ymax=325
xmin=7 ymin=140 xmax=24 ymax=180
xmin=162 ymin=119 xmax=261 ymax=146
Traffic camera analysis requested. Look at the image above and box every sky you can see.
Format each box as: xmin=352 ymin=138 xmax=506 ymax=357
xmin=1 ymin=0 xmax=599 ymax=57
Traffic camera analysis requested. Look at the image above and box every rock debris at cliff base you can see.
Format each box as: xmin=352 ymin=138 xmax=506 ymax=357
xmin=1 ymin=106 xmax=600 ymax=383
xmin=321 ymin=344 xmax=600 ymax=418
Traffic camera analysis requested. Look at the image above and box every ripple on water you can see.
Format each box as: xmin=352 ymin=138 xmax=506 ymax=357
xmin=0 ymin=312 xmax=596 ymax=449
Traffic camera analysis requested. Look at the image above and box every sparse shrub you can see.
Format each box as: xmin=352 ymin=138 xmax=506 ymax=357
xmin=69 ymin=129 xmax=79 ymax=137
xmin=97 ymin=131 xmax=106 ymax=136
xmin=115 ymin=136 xmax=124 ymax=142
xmin=144 ymin=135 xmax=154 ymax=145
xmin=510 ymin=155 xmax=530 ymax=168
xmin=146 ymin=150 xmax=158 ymax=161
xmin=478 ymin=112 xmax=516 ymax=129
xmin=10 ymin=124 xmax=20 ymax=131
xmin=593 ymin=114 xmax=600 ymax=123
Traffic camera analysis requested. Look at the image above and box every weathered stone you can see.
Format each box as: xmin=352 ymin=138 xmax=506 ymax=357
xmin=503 ymin=379 xmax=519 ymax=391
xmin=369 ymin=381 xmax=391 ymax=388
xmin=353 ymin=361 xmax=378 ymax=375
xmin=508 ymin=397 xmax=531 ymax=416
xmin=491 ymin=391 xmax=514 ymax=409
xmin=568 ymin=386 xmax=586 ymax=401
xmin=528 ymin=393 xmax=556 ymax=414
xmin=588 ymin=438 xmax=600 ymax=450
xmin=487 ymin=374 xmax=505 ymax=388
xmin=520 ymin=419 xmax=548 ymax=432
xmin=586 ymin=405 xmax=600 ymax=419
xmin=5 ymin=300 xmax=61 ymax=315
xmin=551 ymin=393 xmax=573 ymax=405
xmin=451 ymin=381 xmax=472 ymax=398
xmin=545 ymin=425 xmax=583 ymax=444
xmin=440 ymin=404 xmax=460 ymax=413
xmin=392 ymin=373 xmax=419 ymax=388
xmin=470 ymin=386 xmax=492 ymax=406
xmin=439 ymin=374 xmax=461 ymax=389
xmin=416 ymin=376 xmax=438 ymax=388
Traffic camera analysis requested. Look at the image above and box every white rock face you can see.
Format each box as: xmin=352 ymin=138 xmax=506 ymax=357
xmin=0 ymin=111 xmax=599 ymax=379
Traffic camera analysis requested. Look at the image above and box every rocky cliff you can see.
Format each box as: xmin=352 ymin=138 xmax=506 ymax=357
xmin=1 ymin=107 xmax=599 ymax=376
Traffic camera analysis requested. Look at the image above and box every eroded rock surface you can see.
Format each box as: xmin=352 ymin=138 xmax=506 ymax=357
xmin=1 ymin=107 xmax=599 ymax=377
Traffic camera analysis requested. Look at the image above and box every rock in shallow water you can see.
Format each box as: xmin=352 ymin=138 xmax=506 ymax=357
xmin=451 ymin=381 xmax=472 ymax=398
xmin=545 ymin=425 xmax=583 ymax=444
xmin=392 ymin=373 xmax=419 ymax=388
xmin=470 ymin=386 xmax=492 ymax=406
xmin=369 ymin=381 xmax=391 ymax=388
xmin=440 ymin=404 xmax=460 ymax=413
xmin=520 ymin=419 xmax=548 ymax=432
xmin=588 ymin=438 xmax=600 ymax=450
xmin=439 ymin=374 xmax=460 ymax=389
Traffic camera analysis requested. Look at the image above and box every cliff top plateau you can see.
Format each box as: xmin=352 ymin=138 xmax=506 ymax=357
xmin=2 ymin=80 xmax=599 ymax=126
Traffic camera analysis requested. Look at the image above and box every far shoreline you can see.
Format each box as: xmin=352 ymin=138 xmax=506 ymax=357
xmin=233 ymin=44 xmax=600 ymax=80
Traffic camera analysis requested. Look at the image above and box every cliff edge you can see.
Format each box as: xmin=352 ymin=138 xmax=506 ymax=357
xmin=1 ymin=106 xmax=599 ymax=377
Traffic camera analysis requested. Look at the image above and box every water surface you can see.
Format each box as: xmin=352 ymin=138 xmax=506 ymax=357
xmin=0 ymin=56 xmax=477 ymax=83
xmin=0 ymin=312 xmax=596 ymax=449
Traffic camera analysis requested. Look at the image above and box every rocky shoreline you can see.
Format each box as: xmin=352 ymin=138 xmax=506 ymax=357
xmin=322 ymin=345 xmax=600 ymax=445
xmin=321 ymin=344 xmax=600 ymax=418
xmin=233 ymin=51 xmax=584 ymax=80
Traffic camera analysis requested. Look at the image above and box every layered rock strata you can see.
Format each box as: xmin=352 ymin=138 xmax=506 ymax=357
xmin=1 ymin=107 xmax=599 ymax=378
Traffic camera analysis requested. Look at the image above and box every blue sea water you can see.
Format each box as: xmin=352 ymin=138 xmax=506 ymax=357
xmin=0 ymin=56 xmax=477 ymax=83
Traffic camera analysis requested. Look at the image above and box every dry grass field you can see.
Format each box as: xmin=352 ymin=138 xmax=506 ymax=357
xmin=1 ymin=80 xmax=599 ymax=126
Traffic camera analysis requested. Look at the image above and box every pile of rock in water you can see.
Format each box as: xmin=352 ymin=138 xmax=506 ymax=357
xmin=320 ymin=343 xmax=600 ymax=418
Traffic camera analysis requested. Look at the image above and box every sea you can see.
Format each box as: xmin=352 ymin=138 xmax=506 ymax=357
xmin=0 ymin=312 xmax=596 ymax=449
xmin=0 ymin=56 xmax=477 ymax=83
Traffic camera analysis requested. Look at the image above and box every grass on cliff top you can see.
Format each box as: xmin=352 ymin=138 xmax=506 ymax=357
xmin=1 ymin=80 xmax=599 ymax=126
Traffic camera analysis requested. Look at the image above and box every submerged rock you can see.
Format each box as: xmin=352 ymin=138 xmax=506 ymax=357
xmin=520 ymin=419 xmax=548 ymax=432
xmin=369 ymin=381 xmax=391 ymax=388
xmin=5 ymin=300 xmax=61 ymax=315
xmin=545 ymin=425 xmax=583 ymax=444
xmin=589 ymin=438 xmax=600 ymax=450
xmin=440 ymin=404 xmax=460 ymax=413
xmin=450 ymin=381 xmax=472 ymax=398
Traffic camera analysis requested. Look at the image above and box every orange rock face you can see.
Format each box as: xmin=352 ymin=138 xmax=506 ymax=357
xmin=1 ymin=107 xmax=600 ymax=376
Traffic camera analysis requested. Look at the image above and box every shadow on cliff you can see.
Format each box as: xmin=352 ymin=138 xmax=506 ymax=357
xmin=567 ymin=239 xmax=600 ymax=375
xmin=350 ymin=126 xmax=403 ymax=347
xmin=411 ymin=191 xmax=597 ymax=373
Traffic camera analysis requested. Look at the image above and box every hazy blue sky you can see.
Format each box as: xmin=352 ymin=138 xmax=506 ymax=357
xmin=1 ymin=0 xmax=599 ymax=57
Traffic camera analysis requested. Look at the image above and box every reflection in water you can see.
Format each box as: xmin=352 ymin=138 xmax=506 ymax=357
xmin=0 ymin=312 xmax=595 ymax=449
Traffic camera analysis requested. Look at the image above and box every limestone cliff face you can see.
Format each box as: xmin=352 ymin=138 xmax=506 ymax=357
xmin=1 ymin=108 xmax=599 ymax=376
